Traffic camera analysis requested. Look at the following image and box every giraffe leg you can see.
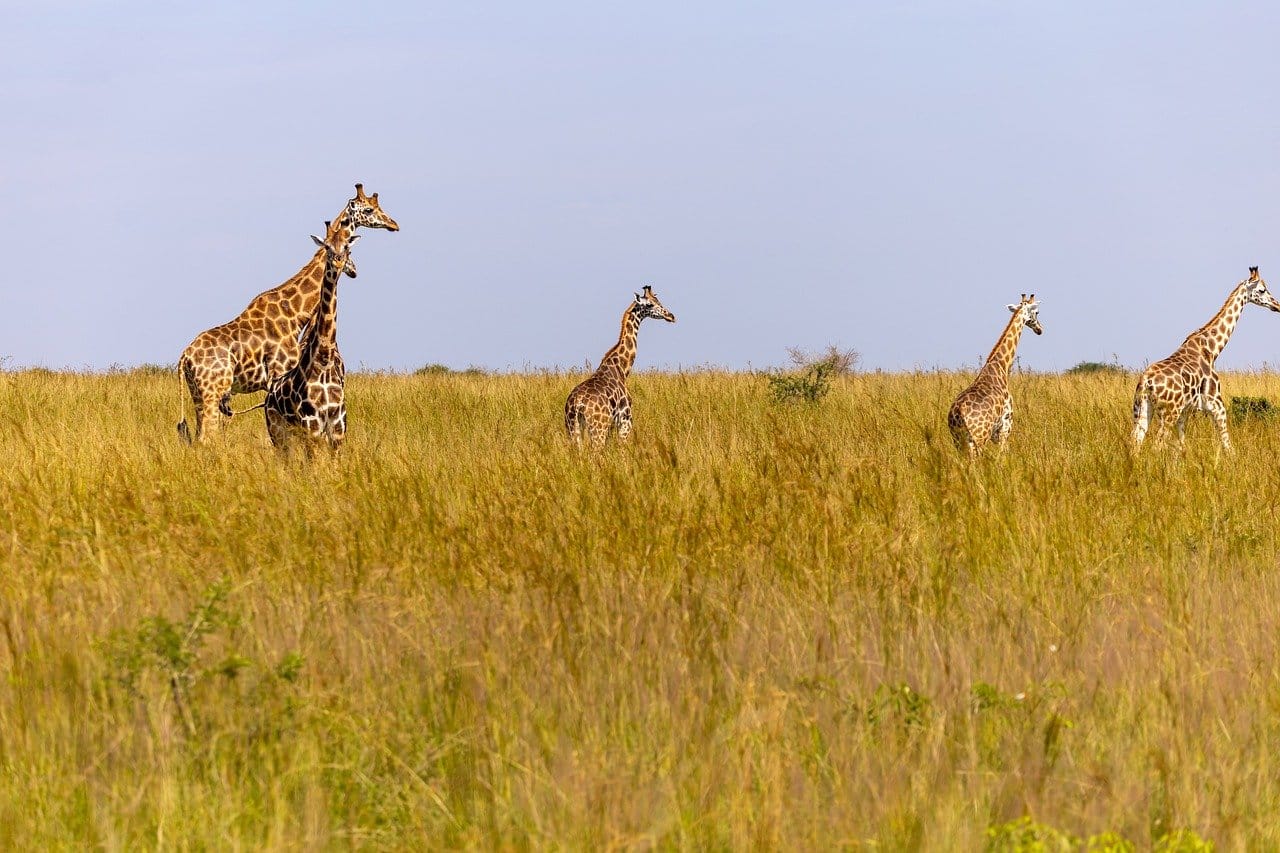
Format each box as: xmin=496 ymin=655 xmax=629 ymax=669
xmin=614 ymin=397 xmax=633 ymax=441
xmin=587 ymin=405 xmax=611 ymax=448
xmin=1207 ymin=396 xmax=1232 ymax=452
xmin=1132 ymin=391 xmax=1152 ymax=446
xmin=1174 ymin=407 xmax=1192 ymax=447
xmin=992 ymin=401 xmax=1013 ymax=453
xmin=565 ymin=400 xmax=587 ymax=447
xmin=328 ymin=406 xmax=347 ymax=452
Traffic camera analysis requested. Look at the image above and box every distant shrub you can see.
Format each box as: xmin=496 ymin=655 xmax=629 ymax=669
xmin=1230 ymin=396 xmax=1275 ymax=422
xmin=787 ymin=344 xmax=860 ymax=375
xmin=134 ymin=363 xmax=173 ymax=376
xmin=767 ymin=345 xmax=858 ymax=404
xmin=415 ymin=364 xmax=488 ymax=377
xmin=1066 ymin=361 xmax=1128 ymax=375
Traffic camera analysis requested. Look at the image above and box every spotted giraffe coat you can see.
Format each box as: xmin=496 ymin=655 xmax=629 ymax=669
xmin=1132 ymin=267 xmax=1280 ymax=449
xmin=565 ymin=286 xmax=676 ymax=446
xmin=948 ymin=294 xmax=1042 ymax=456
xmin=263 ymin=234 xmax=355 ymax=455
xmin=177 ymin=184 xmax=397 ymax=443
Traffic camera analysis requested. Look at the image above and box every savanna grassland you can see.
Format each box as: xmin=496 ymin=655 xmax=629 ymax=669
xmin=3 ymin=366 xmax=1280 ymax=849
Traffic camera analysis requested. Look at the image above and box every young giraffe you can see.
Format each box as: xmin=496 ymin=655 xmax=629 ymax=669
xmin=177 ymin=184 xmax=398 ymax=443
xmin=947 ymin=294 xmax=1043 ymax=456
xmin=264 ymin=234 xmax=357 ymax=456
xmin=1132 ymin=266 xmax=1280 ymax=450
xmin=564 ymin=286 xmax=676 ymax=446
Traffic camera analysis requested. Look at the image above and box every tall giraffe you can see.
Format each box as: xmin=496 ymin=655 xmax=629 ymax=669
xmin=264 ymin=233 xmax=356 ymax=455
xmin=1132 ymin=266 xmax=1280 ymax=450
xmin=564 ymin=286 xmax=676 ymax=446
xmin=947 ymin=294 xmax=1043 ymax=456
xmin=177 ymin=184 xmax=398 ymax=443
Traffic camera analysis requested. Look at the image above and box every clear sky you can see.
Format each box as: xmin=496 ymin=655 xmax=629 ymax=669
xmin=5 ymin=2 xmax=1280 ymax=372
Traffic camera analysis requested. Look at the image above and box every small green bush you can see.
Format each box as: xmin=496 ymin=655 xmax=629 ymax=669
xmin=766 ymin=345 xmax=858 ymax=404
xmin=1230 ymin=396 xmax=1275 ymax=422
xmin=1066 ymin=360 xmax=1128 ymax=375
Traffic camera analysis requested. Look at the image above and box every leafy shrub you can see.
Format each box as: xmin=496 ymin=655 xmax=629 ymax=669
xmin=1230 ymin=396 xmax=1275 ymax=422
xmin=985 ymin=816 xmax=1076 ymax=851
xmin=99 ymin=580 xmax=303 ymax=739
xmin=1066 ymin=360 xmax=1128 ymax=375
xmin=767 ymin=345 xmax=858 ymax=404
xmin=415 ymin=363 xmax=488 ymax=377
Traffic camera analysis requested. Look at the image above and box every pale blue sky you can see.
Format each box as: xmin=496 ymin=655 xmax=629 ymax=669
xmin=4 ymin=2 xmax=1280 ymax=372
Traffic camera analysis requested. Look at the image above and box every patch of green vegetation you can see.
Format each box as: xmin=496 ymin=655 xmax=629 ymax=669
xmin=1066 ymin=360 xmax=1128 ymax=375
xmin=1230 ymin=396 xmax=1275 ymax=422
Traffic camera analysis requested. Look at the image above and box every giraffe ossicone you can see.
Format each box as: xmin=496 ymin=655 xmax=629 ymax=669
xmin=1132 ymin=266 xmax=1280 ymax=451
xmin=947 ymin=293 xmax=1043 ymax=456
xmin=176 ymin=183 xmax=398 ymax=444
xmin=564 ymin=285 xmax=676 ymax=447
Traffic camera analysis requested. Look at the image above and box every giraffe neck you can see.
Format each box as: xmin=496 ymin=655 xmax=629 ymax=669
xmin=298 ymin=256 xmax=343 ymax=372
xmin=1184 ymin=282 xmax=1248 ymax=362
xmin=978 ymin=311 xmax=1026 ymax=381
xmin=266 ymin=208 xmax=358 ymax=327
xmin=597 ymin=309 xmax=641 ymax=379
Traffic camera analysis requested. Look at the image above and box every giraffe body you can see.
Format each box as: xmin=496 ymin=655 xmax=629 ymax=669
xmin=1132 ymin=267 xmax=1280 ymax=450
xmin=565 ymin=286 xmax=676 ymax=447
xmin=948 ymin=294 xmax=1042 ymax=456
xmin=264 ymin=234 xmax=355 ymax=456
xmin=177 ymin=184 xmax=397 ymax=443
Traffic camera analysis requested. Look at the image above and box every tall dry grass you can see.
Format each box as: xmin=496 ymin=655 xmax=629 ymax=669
xmin=0 ymin=366 xmax=1276 ymax=847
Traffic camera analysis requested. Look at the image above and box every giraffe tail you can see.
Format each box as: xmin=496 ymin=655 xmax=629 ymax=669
xmin=176 ymin=356 xmax=192 ymax=445
xmin=1132 ymin=377 xmax=1153 ymax=445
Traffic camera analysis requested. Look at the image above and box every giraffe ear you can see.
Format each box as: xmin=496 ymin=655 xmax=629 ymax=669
xmin=1007 ymin=303 xmax=1019 ymax=313
xmin=634 ymin=292 xmax=642 ymax=301
xmin=311 ymin=235 xmax=324 ymax=247
xmin=348 ymin=234 xmax=361 ymax=245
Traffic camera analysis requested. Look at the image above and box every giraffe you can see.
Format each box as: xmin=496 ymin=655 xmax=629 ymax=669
xmin=947 ymin=294 xmax=1043 ymax=456
xmin=564 ymin=285 xmax=676 ymax=446
xmin=1132 ymin=266 xmax=1280 ymax=450
xmin=176 ymin=183 xmax=398 ymax=443
xmin=263 ymin=233 xmax=356 ymax=456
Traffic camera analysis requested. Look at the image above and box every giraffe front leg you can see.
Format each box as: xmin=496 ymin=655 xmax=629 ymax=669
xmin=1207 ymin=395 xmax=1232 ymax=452
xmin=328 ymin=405 xmax=348 ymax=452
xmin=992 ymin=400 xmax=1014 ymax=453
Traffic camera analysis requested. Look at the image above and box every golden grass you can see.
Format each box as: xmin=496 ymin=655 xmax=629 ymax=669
xmin=0 ymin=367 xmax=1275 ymax=848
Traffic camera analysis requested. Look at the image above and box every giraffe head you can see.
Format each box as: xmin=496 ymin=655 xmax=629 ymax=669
xmin=311 ymin=233 xmax=360 ymax=275
xmin=631 ymin=285 xmax=677 ymax=323
xmin=1006 ymin=293 xmax=1043 ymax=335
xmin=1242 ymin=266 xmax=1280 ymax=312
xmin=342 ymin=183 xmax=400 ymax=232
xmin=323 ymin=221 xmax=359 ymax=279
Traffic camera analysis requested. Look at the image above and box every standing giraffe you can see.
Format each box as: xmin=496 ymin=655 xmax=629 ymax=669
xmin=564 ymin=286 xmax=676 ymax=446
xmin=947 ymin=294 xmax=1043 ymax=456
xmin=177 ymin=184 xmax=398 ymax=443
xmin=1133 ymin=266 xmax=1280 ymax=450
xmin=264 ymin=233 xmax=356 ymax=455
